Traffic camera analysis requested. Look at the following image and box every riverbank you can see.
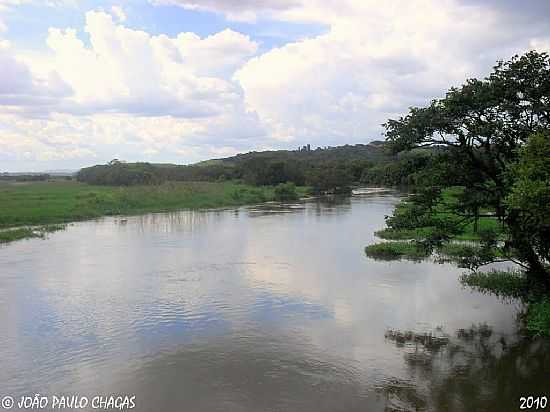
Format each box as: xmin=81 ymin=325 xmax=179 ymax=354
xmin=373 ymin=186 xmax=503 ymax=242
xmin=0 ymin=181 xmax=309 ymax=242
xmin=364 ymin=186 xmax=550 ymax=336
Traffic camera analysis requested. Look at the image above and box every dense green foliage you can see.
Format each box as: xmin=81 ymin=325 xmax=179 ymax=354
xmin=460 ymin=270 xmax=530 ymax=300
xmin=76 ymin=142 xmax=444 ymax=192
xmin=77 ymin=143 xmax=398 ymax=193
xmin=273 ymin=182 xmax=299 ymax=201
xmin=506 ymin=132 xmax=550 ymax=277
xmin=381 ymin=51 xmax=550 ymax=284
xmin=363 ymin=51 xmax=550 ymax=335
xmin=526 ymin=300 xmax=550 ymax=336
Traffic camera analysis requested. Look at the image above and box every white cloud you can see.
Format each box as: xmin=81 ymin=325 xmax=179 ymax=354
xmin=2 ymin=1 xmax=550 ymax=171
xmin=234 ymin=0 xmax=550 ymax=145
xmin=0 ymin=110 xmax=267 ymax=171
xmin=0 ymin=40 xmax=72 ymax=115
xmin=149 ymin=0 xmax=299 ymax=22
xmin=42 ymin=11 xmax=258 ymax=118
xmin=110 ymin=5 xmax=126 ymax=22
xmin=0 ymin=9 xmax=267 ymax=170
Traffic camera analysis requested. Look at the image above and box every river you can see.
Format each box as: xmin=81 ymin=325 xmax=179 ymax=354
xmin=1 ymin=191 xmax=548 ymax=411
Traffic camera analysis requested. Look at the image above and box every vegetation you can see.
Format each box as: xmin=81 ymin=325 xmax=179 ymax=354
xmin=460 ymin=269 xmax=550 ymax=334
xmin=526 ymin=300 xmax=550 ymax=337
xmin=0 ymin=225 xmax=66 ymax=244
xmin=76 ymin=143 xmax=394 ymax=194
xmin=273 ymin=182 xmax=299 ymax=201
xmin=460 ymin=270 xmax=530 ymax=300
xmin=0 ymin=173 xmax=51 ymax=182
xmin=364 ymin=241 xmax=430 ymax=261
xmin=382 ymin=51 xmax=550 ymax=283
xmin=365 ymin=51 xmax=550 ymax=335
xmin=0 ymin=181 xmax=308 ymax=236
xmin=0 ymin=228 xmax=38 ymax=243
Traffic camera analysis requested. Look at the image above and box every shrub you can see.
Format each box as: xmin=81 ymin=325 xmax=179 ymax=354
xmin=365 ymin=241 xmax=431 ymax=261
xmin=460 ymin=270 xmax=529 ymax=300
xmin=273 ymin=182 xmax=299 ymax=201
xmin=526 ymin=299 xmax=550 ymax=336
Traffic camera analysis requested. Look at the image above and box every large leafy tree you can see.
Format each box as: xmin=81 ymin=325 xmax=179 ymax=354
xmin=506 ymin=132 xmax=550 ymax=280
xmin=383 ymin=51 xmax=550 ymax=282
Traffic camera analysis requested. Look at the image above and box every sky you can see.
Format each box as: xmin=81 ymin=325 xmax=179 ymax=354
xmin=0 ymin=1 xmax=549 ymax=171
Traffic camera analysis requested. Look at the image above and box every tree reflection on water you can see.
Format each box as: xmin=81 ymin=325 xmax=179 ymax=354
xmin=380 ymin=325 xmax=550 ymax=411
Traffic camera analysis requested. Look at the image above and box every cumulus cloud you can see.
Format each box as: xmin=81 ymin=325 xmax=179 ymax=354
xmin=0 ymin=9 xmax=267 ymax=170
xmin=149 ymin=0 xmax=299 ymax=22
xmin=43 ymin=10 xmax=258 ymax=117
xmin=111 ymin=5 xmax=126 ymax=22
xmin=0 ymin=40 xmax=72 ymax=115
xmin=2 ymin=1 xmax=550 ymax=171
xmin=235 ymin=0 xmax=550 ymax=145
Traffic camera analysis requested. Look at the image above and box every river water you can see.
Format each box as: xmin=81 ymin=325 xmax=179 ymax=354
xmin=1 ymin=191 xmax=548 ymax=411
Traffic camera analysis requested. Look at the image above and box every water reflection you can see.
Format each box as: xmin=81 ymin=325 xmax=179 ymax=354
xmin=246 ymin=194 xmax=353 ymax=218
xmin=0 ymin=192 xmax=546 ymax=412
xmin=381 ymin=325 xmax=550 ymax=411
xmin=133 ymin=210 xmax=224 ymax=234
xmin=116 ymin=331 xmax=386 ymax=412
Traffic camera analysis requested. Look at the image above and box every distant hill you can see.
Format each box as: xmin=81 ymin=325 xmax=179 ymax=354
xmin=195 ymin=141 xmax=390 ymax=167
xmin=76 ymin=141 xmax=397 ymax=191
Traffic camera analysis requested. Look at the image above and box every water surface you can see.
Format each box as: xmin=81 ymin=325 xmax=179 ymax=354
xmin=1 ymin=192 xmax=548 ymax=411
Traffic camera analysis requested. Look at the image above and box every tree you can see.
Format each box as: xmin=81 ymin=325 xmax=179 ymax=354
xmin=383 ymin=51 xmax=550 ymax=282
xmin=305 ymin=165 xmax=353 ymax=194
xmin=506 ymin=132 xmax=550 ymax=283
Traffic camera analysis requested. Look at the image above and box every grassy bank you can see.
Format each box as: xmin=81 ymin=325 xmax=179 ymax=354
xmin=367 ymin=187 xmax=500 ymax=262
xmin=365 ymin=186 xmax=550 ymax=336
xmin=0 ymin=225 xmax=66 ymax=244
xmin=375 ymin=187 xmax=503 ymax=242
xmin=460 ymin=270 xmax=550 ymax=336
xmin=0 ymin=180 xmax=309 ymax=235
xmin=364 ymin=241 xmax=430 ymax=261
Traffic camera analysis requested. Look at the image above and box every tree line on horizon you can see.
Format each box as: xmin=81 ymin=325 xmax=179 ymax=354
xmin=76 ymin=141 xmax=428 ymax=193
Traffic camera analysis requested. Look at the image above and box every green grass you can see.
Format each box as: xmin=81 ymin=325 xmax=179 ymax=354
xmin=376 ymin=223 xmax=502 ymax=243
xmin=0 ymin=180 xmax=310 ymax=232
xmin=526 ymin=299 xmax=550 ymax=337
xmin=0 ymin=224 xmax=66 ymax=244
xmin=454 ymin=218 xmax=503 ymax=241
xmin=375 ymin=228 xmax=419 ymax=240
xmin=459 ymin=270 xmax=530 ymax=300
xmin=378 ymin=187 xmax=504 ymax=242
xmin=435 ymin=187 xmax=504 ymax=241
xmin=438 ymin=243 xmax=483 ymax=258
xmin=364 ymin=241 xmax=431 ymax=261
xmin=0 ymin=228 xmax=39 ymax=243
xmin=375 ymin=227 xmax=437 ymax=241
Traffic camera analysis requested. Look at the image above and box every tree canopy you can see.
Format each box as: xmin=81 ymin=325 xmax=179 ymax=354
xmin=383 ymin=51 xmax=550 ymax=283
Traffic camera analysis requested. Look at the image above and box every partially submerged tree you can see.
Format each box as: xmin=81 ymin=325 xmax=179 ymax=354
xmin=383 ymin=51 xmax=550 ymax=283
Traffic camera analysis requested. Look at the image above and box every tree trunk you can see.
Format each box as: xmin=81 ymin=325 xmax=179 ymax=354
xmin=507 ymin=211 xmax=550 ymax=289
xmin=524 ymin=251 xmax=550 ymax=290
